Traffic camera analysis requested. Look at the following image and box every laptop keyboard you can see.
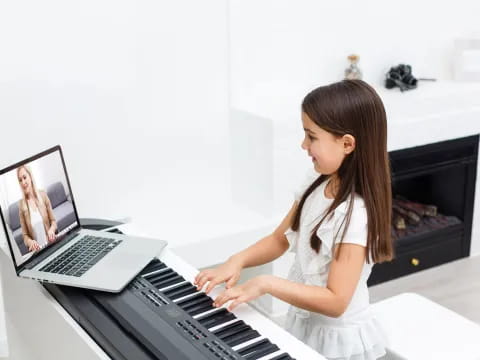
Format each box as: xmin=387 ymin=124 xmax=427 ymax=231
xmin=39 ymin=235 xmax=122 ymax=277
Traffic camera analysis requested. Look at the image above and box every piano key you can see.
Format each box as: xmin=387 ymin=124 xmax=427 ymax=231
xmin=141 ymin=260 xmax=167 ymax=276
xmin=265 ymin=353 xmax=295 ymax=360
xmin=142 ymin=266 xmax=170 ymax=278
xmin=144 ymin=268 xmax=175 ymax=281
xmin=184 ymin=301 xmax=215 ymax=316
xmin=233 ymin=336 xmax=266 ymax=352
xmin=237 ymin=338 xmax=279 ymax=360
xmin=207 ymin=318 xmax=240 ymax=333
xmin=212 ymin=320 xmax=249 ymax=339
xmin=196 ymin=308 xmax=236 ymax=329
xmin=176 ymin=293 xmax=207 ymax=307
xmin=181 ymin=298 xmax=212 ymax=313
xmin=224 ymin=328 xmax=260 ymax=347
xmin=163 ymin=283 xmax=198 ymax=300
xmin=192 ymin=306 xmax=220 ymax=320
xmin=153 ymin=274 xmax=185 ymax=289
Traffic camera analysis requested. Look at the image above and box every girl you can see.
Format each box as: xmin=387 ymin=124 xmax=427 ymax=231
xmin=195 ymin=79 xmax=393 ymax=360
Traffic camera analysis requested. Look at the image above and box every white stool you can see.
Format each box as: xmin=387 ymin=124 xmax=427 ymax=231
xmin=371 ymin=292 xmax=480 ymax=360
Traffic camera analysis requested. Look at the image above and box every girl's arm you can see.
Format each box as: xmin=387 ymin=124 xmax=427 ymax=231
xmin=214 ymin=243 xmax=366 ymax=318
xmin=195 ymin=202 xmax=298 ymax=293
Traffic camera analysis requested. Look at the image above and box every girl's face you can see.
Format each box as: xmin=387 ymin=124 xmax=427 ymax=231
xmin=18 ymin=168 xmax=32 ymax=195
xmin=301 ymin=112 xmax=352 ymax=175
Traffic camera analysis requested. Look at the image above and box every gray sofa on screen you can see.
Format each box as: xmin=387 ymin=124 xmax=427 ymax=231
xmin=8 ymin=181 xmax=75 ymax=255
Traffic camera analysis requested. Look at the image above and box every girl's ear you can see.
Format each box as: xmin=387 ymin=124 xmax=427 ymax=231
xmin=343 ymin=134 xmax=356 ymax=154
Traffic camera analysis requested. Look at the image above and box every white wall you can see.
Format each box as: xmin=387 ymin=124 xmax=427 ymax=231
xmin=1 ymin=0 xmax=479 ymax=253
xmin=229 ymin=0 xmax=480 ymax=101
xmin=0 ymin=1 xmax=231 ymax=246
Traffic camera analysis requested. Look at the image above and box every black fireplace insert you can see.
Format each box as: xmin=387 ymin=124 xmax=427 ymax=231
xmin=368 ymin=134 xmax=479 ymax=286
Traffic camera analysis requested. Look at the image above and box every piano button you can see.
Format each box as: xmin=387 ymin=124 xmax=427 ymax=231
xmin=224 ymin=329 xmax=260 ymax=347
xmin=154 ymin=275 xmax=185 ymax=289
xmin=163 ymin=283 xmax=198 ymax=300
xmin=196 ymin=308 xmax=236 ymax=329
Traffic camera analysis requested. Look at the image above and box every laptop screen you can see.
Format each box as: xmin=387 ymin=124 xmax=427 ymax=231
xmin=0 ymin=146 xmax=80 ymax=268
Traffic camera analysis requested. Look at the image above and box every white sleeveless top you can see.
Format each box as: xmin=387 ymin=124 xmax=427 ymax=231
xmin=284 ymin=170 xmax=387 ymax=360
xmin=30 ymin=207 xmax=48 ymax=249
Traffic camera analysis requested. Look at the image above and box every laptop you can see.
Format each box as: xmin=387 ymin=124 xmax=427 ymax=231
xmin=0 ymin=145 xmax=167 ymax=292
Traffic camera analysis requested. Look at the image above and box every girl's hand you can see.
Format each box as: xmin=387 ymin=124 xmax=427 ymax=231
xmin=213 ymin=275 xmax=271 ymax=311
xmin=27 ymin=240 xmax=41 ymax=252
xmin=47 ymin=228 xmax=56 ymax=242
xmin=194 ymin=258 xmax=243 ymax=294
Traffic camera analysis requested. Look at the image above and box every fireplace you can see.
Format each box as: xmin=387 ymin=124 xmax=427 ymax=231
xmin=368 ymin=135 xmax=479 ymax=286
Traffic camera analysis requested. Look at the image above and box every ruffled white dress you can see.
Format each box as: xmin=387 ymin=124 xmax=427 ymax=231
xmin=284 ymin=170 xmax=387 ymax=360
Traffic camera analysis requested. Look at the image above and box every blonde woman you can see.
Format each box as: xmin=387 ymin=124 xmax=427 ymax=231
xmin=17 ymin=165 xmax=57 ymax=252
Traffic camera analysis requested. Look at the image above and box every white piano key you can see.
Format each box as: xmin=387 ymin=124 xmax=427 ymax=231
xmin=141 ymin=267 xmax=170 ymax=278
xmin=172 ymin=290 xmax=203 ymax=303
xmin=191 ymin=306 xmax=219 ymax=319
xmin=207 ymin=318 xmax=240 ymax=333
xmin=256 ymin=349 xmax=286 ymax=360
xmin=231 ymin=335 xmax=267 ymax=352
xmin=156 ymin=280 xmax=188 ymax=292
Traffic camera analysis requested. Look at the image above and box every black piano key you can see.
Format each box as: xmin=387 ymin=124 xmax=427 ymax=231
xmin=245 ymin=343 xmax=280 ymax=360
xmin=144 ymin=268 xmax=175 ymax=282
xmin=141 ymin=260 xmax=167 ymax=275
xmin=153 ymin=275 xmax=185 ymax=289
xmin=223 ymin=329 xmax=260 ymax=347
xmin=176 ymin=293 xmax=209 ymax=308
xmin=238 ymin=338 xmax=279 ymax=359
xmin=185 ymin=301 xmax=215 ymax=316
xmin=163 ymin=283 xmax=198 ymax=300
xmin=189 ymin=304 xmax=215 ymax=316
xmin=244 ymin=342 xmax=279 ymax=360
xmin=269 ymin=354 xmax=294 ymax=360
xmin=180 ymin=295 xmax=211 ymax=309
xmin=196 ymin=308 xmax=236 ymax=329
xmin=218 ymin=323 xmax=251 ymax=342
xmin=212 ymin=320 xmax=248 ymax=338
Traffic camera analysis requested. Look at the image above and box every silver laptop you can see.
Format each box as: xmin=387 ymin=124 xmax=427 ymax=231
xmin=0 ymin=145 xmax=167 ymax=292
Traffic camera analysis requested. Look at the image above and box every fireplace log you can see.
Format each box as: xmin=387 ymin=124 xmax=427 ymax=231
xmin=393 ymin=204 xmax=421 ymax=224
xmin=393 ymin=213 xmax=407 ymax=230
xmin=394 ymin=197 xmax=438 ymax=217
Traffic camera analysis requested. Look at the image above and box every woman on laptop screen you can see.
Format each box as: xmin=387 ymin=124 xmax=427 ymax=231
xmin=17 ymin=165 xmax=57 ymax=252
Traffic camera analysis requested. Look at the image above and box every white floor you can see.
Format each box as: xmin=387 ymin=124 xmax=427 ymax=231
xmin=369 ymin=254 xmax=480 ymax=325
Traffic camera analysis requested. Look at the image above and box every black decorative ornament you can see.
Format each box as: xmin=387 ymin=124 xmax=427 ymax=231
xmin=385 ymin=64 xmax=418 ymax=92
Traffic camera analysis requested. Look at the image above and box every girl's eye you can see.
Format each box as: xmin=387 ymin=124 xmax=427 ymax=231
xmin=308 ymin=135 xmax=316 ymax=141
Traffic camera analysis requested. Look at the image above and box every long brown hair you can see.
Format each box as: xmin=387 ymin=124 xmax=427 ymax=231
xmin=291 ymin=80 xmax=393 ymax=263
